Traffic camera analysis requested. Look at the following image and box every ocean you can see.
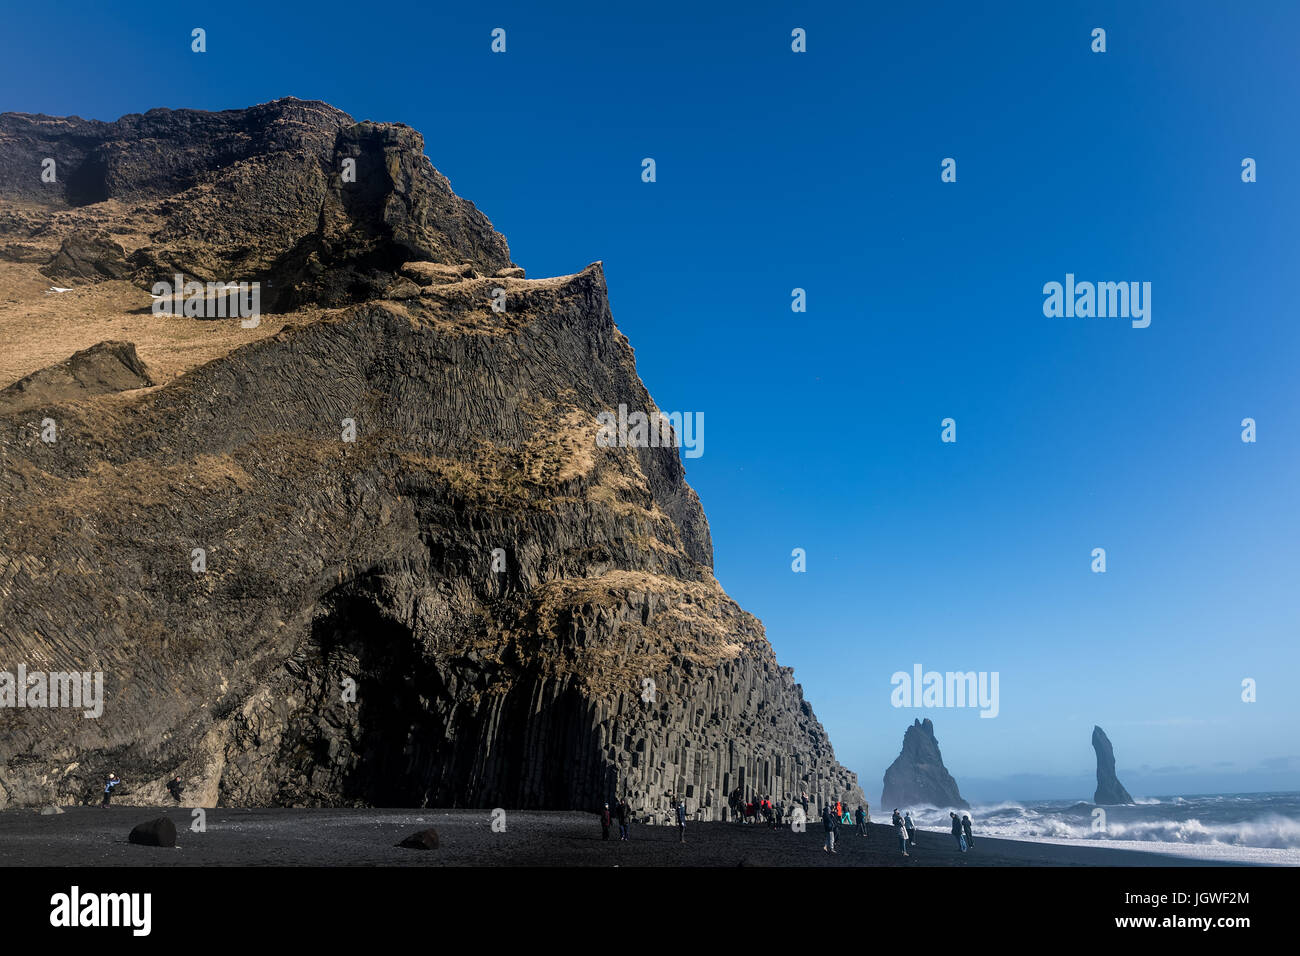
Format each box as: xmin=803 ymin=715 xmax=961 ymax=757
xmin=898 ymin=792 xmax=1300 ymax=865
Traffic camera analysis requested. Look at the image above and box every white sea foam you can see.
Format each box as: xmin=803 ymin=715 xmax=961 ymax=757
xmin=890 ymin=794 xmax=1300 ymax=858
xmin=1008 ymin=835 xmax=1300 ymax=866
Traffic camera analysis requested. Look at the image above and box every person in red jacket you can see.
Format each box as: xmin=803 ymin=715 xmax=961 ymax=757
xmin=600 ymin=803 xmax=612 ymax=840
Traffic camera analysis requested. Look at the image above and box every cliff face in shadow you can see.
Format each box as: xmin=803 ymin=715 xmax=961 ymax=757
xmin=881 ymin=718 xmax=968 ymax=809
xmin=0 ymin=98 xmax=862 ymax=818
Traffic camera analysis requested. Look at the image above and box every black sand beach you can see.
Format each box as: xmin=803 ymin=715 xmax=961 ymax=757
xmin=0 ymin=808 xmax=1244 ymax=867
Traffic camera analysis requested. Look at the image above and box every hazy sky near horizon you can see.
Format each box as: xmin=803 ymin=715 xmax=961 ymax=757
xmin=4 ymin=0 xmax=1297 ymax=801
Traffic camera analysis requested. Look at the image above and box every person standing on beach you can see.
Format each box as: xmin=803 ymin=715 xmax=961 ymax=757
xmin=600 ymin=803 xmax=613 ymax=840
xmin=101 ymin=773 xmax=120 ymax=808
xmin=801 ymin=791 xmax=810 ymax=819
xmin=950 ymin=811 xmax=966 ymax=852
xmin=896 ymin=811 xmax=909 ymax=857
xmin=855 ymin=805 xmax=868 ymax=837
xmin=822 ymin=803 xmax=838 ymax=853
xmin=617 ymin=798 xmax=631 ymax=841
xmin=674 ymin=796 xmax=687 ymax=843
xmin=904 ymin=810 xmax=917 ymax=848
xmin=961 ymin=814 xmax=974 ymax=850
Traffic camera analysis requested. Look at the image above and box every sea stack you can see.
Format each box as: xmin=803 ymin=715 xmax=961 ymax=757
xmin=1091 ymin=725 xmax=1135 ymax=805
xmin=0 ymin=99 xmax=863 ymax=818
xmin=881 ymin=718 xmax=968 ymax=809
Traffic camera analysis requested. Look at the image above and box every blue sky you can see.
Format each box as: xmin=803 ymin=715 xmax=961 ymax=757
xmin=4 ymin=0 xmax=1297 ymax=801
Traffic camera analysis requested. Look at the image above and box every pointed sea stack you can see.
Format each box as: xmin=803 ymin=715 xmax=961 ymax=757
xmin=1091 ymin=725 xmax=1134 ymax=805
xmin=881 ymin=718 xmax=968 ymax=809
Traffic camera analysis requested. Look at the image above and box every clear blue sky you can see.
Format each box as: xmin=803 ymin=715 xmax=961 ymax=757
xmin=4 ymin=0 xmax=1297 ymax=801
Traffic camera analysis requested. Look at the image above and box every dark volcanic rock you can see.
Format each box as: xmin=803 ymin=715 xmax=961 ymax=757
xmin=128 ymin=817 xmax=177 ymax=847
xmin=0 ymin=101 xmax=863 ymax=821
xmin=0 ymin=98 xmax=513 ymax=309
xmin=41 ymin=232 xmax=129 ymax=282
xmin=880 ymin=718 xmax=968 ymax=809
xmin=1092 ymin=725 xmax=1134 ymax=805
xmin=396 ymin=828 xmax=439 ymax=850
xmin=0 ymin=340 xmax=154 ymax=414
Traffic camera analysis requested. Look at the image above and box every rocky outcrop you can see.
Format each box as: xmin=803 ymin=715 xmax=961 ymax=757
xmin=40 ymin=232 xmax=130 ymax=282
xmin=0 ymin=100 xmax=862 ymax=820
xmin=0 ymin=340 xmax=154 ymax=415
xmin=1092 ymin=725 xmax=1134 ymax=805
xmin=0 ymin=98 xmax=512 ymax=310
xmin=880 ymin=718 xmax=968 ymax=809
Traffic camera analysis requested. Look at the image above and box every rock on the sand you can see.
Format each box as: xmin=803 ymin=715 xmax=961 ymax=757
xmin=128 ymin=818 xmax=178 ymax=847
xmin=395 ymin=828 xmax=440 ymax=850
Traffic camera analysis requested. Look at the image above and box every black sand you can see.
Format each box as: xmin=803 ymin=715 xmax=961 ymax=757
xmin=0 ymin=808 xmax=1241 ymax=866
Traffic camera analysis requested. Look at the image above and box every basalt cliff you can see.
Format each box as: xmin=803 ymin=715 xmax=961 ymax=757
xmin=0 ymin=98 xmax=863 ymax=818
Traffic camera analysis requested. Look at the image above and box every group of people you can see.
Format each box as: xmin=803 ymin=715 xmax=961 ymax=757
xmin=590 ymin=790 xmax=977 ymax=859
xmin=819 ymin=798 xmax=870 ymax=852
xmin=888 ymin=808 xmax=975 ymax=856
xmin=891 ymin=809 xmax=917 ymax=855
xmin=949 ymin=810 xmax=975 ymax=853
xmin=98 ymin=772 xmax=187 ymax=808
xmin=599 ymin=798 xmax=634 ymax=841
xmin=728 ymin=787 xmax=788 ymax=828
xmin=599 ymin=794 xmax=689 ymax=842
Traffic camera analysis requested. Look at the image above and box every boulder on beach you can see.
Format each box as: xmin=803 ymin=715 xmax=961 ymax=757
xmin=395 ymin=828 xmax=439 ymax=850
xmin=39 ymin=806 xmax=64 ymax=815
xmin=1092 ymin=725 xmax=1135 ymax=805
xmin=128 ymin=818 xmax=178 ymax=847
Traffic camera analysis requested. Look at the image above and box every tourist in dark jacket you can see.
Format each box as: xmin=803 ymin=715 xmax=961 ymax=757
xmin=166 ymin=776 xmax=184 ymax=804
xmin=855 ymin=805 xmax=868 ymax=836
xmin=601 ymin=803 xmax=612 ymax=840
xmin=896 ymin=811 xmax=909 ymax=856
xmin=674 ymin=797 xmax=687 ymax=843
xmin=822 ymin=804 xmax=838 ymax=853
xmin=101 ymin=773 xmax=120 ymax=808
xmin=962 ymin=814 xmax=974 ymax=849
xmin=950 ymin=811 xmax=966 ymax=852
xmin=904 ymin=810 xmax=917 ymax=847
xmin=617 ymin=799 xmax=631 ymax=841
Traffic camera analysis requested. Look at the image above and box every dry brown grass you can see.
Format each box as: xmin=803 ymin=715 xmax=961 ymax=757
xmin=0 ymin=259 xmax=336 ymax=388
